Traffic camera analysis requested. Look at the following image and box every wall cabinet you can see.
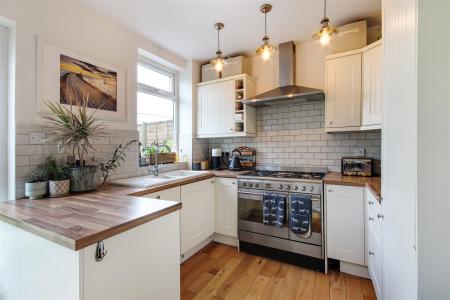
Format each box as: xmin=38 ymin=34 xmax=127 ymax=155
xmin=366 ymin=189 xmax=383 ymax=300
xmin=180 ymin=178 xmax=215 ymax=259
xmin=326 ymin=184 xmax=365 ymax=265
xmin=196 ymin=74 xmax=256 ymax=138
xmin=325 ymin=40 xmax=383 ymax=132
xmin=325 ymin=51 xmax=362 ymax=130
xmin=215 ymin=177 xmax=238 ymax=238
xmin=362 ymin=42 xmax=383 ymax=127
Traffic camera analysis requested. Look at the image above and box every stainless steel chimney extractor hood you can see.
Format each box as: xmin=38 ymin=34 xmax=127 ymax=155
xmin=242 ymin=41 xmax=325 ymax=107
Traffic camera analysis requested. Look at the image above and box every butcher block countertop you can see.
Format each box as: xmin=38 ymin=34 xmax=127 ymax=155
xmin=0 ymin=173 xmax=214 ymax=251
xmin=208 ymin=169 xmax=252 ymax=178
xmin=323 ymin=173 xmax=381 ymax=202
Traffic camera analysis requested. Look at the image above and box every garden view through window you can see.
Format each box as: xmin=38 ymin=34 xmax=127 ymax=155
xmin=137 ymin=59 xmax=176 ymax=162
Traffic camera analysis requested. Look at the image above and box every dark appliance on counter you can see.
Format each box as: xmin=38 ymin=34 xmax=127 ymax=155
xmin=237 ymin=167 xmax=326 ymax=272
xmin=341 ymin=157 xmax=373 ymax=176
xmin=229 ymin=148 xmax=244 ymax=170
xmin=211 ymin=148 xmax=224 ymax=170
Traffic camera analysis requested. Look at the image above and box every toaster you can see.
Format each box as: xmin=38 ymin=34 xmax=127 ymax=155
xmin=341 ymin=157 xmax=373 ymax=176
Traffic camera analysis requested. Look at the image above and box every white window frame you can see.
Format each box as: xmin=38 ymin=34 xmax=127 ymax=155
xmin=137 ymin=57 xmax=179 ymax=150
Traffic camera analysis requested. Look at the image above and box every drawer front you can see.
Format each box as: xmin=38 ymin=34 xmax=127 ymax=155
xmin=368 ymin=223 xmax=383 ymax=299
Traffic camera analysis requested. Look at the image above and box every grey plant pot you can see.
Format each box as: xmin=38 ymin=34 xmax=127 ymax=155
xmin=68 ymin=165 xmax=97 ymax=193
xmin=49 ymin=179 xmax=70 ymax=197
xmin=25 ymin=181 xmax=48 ymax=199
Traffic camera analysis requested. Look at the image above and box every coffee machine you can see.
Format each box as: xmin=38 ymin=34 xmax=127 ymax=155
xmin=211 ymin=148 xmax=223 ymax=170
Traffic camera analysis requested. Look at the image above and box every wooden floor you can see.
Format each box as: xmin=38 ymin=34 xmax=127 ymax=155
xmin=181 ymin=242 xmax=376 ymax=300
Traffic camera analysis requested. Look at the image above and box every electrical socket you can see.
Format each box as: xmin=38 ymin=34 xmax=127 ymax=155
xmin=29 ymin=132 xmax=45 ymax=145
xmin=354 ymin=148 xmax=365 ymax=157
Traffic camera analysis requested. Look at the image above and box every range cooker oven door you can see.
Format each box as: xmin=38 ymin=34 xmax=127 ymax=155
xmin=288 ymin=193 xmax=322 ymax=246
xmin=238 ymin=190 xmax=289 ymax=239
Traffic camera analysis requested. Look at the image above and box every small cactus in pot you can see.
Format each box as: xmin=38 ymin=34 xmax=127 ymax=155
xmin=41 ymin=155 xmax=70 ymax=198
xmin=25 ymin=167 xmax=48 ymax=200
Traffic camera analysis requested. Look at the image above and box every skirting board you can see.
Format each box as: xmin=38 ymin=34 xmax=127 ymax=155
xmin=180 ymin=235 xmax=213 ymax=263
xmin=340 ymin=261 xmax=370 ymax=279
xmin=213 ymin=233 xmax=238 ymax=247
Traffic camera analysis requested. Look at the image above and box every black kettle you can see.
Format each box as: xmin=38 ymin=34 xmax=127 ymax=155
xmin=229 ymin=149 xmax=243 ymax=170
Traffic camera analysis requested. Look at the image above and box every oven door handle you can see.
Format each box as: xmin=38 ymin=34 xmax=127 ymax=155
xmin=238 ymin=192 xmax=264 ymax=201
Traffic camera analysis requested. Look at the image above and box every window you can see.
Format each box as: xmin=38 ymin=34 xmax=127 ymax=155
xmin=137 ymin=59 xmax=177 ymax=154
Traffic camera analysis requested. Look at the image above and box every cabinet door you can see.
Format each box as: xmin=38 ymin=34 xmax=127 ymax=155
xmin=142 ymin=186 xmax=181 ymax=202
xmin=197 ymin=80 xmax=235 ymax=136
xmin=180 ymin=178 xmax=215 ymax=257
xmin=326 ymin=184 xmax=365 ymax=265
xmin=83 ymin=211 xmax=180 ymax=300
xmin=362 ymin=44 xmax=383 ymax=126
xmin=215 ymin=177 xmax=238 ymax=237
xmin=325 ymin=53 xmax=362 ymax=128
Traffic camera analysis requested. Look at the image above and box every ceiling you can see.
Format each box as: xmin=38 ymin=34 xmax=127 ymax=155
xmin=80 ymin=0 xmax=381 ymax=62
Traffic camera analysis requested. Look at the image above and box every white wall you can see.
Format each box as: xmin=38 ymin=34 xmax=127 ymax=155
xmin=0 ymin=0 xmax=187 ymax=130
xmin=0 ymin=25 xmax=9 ymax=200
xmin=417 ymin=0 xmax=450 ymax=298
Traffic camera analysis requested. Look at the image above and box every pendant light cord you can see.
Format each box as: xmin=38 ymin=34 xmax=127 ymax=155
xmin=323 ymin=0 xmax=327 ymax=18
xmin=217 ymin=28 xmax=220 ymax=51
xmin=264 ymin=12 xmax=267 ymax=36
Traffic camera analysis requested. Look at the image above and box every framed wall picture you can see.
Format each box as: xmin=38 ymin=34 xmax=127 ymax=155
xmin=36 ymin=38 xmax=127 ymax=122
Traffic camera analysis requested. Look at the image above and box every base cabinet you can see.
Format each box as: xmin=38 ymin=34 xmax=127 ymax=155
xmin=180 ymin=178 xmax=215 ymax=259
xmin=215 ymin=177 xmax=238 ymax=238
xmin=326 ymin=184 xmax=366 ymax=265
xmin=366 ymin=189 xmax=383 ymax=299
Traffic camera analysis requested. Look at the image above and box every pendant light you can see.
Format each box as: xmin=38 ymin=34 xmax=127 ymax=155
xmin=313 ymin=0 xmax=337 ymax=46
xmin=256 ymin=4 xmax=275 ymax=61
xmin=210 ymin=22 xmax=225 ymax=72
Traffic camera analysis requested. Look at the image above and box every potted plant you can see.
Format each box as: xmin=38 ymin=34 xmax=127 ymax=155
xmin=98 ymin=140 xmax=138 ymax=185
xmin=42 ymin=155 xmax=70 ymax=197
xmin=43 ymin=99 xmax=106 ymax=192
xmin=25 ymin=166 xmax=48 ymax=199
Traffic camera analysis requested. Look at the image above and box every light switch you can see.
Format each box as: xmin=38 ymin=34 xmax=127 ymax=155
xmin=30 ymin=132 xmax=45 ymax=144
xmin=354 ymin=148 xmax=365 ymax=157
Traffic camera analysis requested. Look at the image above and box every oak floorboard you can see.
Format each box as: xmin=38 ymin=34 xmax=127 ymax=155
xmin=180 ymin=243 xmax=376 ymax=300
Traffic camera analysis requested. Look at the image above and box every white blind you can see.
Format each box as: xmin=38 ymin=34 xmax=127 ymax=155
xmin=0 ymin=26 xmax=9 ymax=200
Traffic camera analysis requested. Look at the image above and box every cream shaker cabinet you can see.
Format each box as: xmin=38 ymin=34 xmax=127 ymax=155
xmin=196 ymin=74 xmax=256 ymax=138
xmin=180 ymin=178 xmax=215 ymax=260
xmin=362 ymin=41 xmax=383 ymax=128
xmin=326 ymin=184 xmax=366 ymax=265
xmin=325 ymin=40 xmax=383 ymax=132
xmin=215 ymin=177 xmax=238 ymax=238
xmin=325 ymin=51 xmax=362 ymax=131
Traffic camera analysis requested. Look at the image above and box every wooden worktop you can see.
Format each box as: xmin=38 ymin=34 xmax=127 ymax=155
xmin=208 ymin=169 xmax=252 ymax=178
xmin=0 ymin=173 xmax=214 ymax=251
xmin=323 ymin=173 xmax=381 ymax=202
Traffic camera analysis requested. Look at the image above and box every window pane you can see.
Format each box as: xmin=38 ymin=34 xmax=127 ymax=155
xmin=137 ymin=92 xmax=174 ymax=149
xmin=138 ymin=64 xmax=173 ymax=93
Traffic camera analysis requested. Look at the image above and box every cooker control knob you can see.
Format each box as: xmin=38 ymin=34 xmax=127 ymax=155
xmin=309 ymin=186 xmax=315 ymax=192
xmin=285 ymin=185 xmax=291 ymax=190
xmin=266 ymin=183 xmax=271 ymax=188
xmin=248 ymin=183 xmax=253 ymax=188
xmin=278 ymin=185 xmax=283 ymax=190
xmin=301 ymin=186 xmax=307 ymax=192
xmin=293 ymin=186 xmax=299 ymax=191
xmin=255 ymin=183 xmax=259 ymax=188
xmin=242 ymin=182 xmax=247 ymax=187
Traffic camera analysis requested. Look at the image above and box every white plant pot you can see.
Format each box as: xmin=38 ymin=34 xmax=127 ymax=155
xmin=49 ymin=180 xmax=70 ymax=197
xmin=25 ymin=181 xmax=48 ymax=199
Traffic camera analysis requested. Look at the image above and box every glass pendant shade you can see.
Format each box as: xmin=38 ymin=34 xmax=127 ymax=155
xmin=256 ymin=4 xmax=275 ymax=61
xmin=313 ymin=0 xmax=337 ymax=46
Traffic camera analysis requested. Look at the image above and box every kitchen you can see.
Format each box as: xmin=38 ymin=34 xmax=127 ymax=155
xmin=0 ymin=0 xmax=449 ymax=300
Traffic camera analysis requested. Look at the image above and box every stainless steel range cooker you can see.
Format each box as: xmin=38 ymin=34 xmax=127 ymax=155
xmin=237 ymin=167 xmax=326 ymax=270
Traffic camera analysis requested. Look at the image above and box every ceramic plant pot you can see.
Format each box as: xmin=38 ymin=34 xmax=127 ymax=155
xmin=49 ymin=179 xmax=70 ymax=197
xmin=25 ymin=181 xmax=48 ymax=199
xmin=68 ymin=165 xmax=97 ymax=192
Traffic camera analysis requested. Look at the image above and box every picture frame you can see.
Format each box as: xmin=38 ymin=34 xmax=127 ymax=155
xmin=36 ymin=37 xmax=127 ymax=122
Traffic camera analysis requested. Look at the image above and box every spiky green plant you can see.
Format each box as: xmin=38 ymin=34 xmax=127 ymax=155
xmin=42 ymin=98 xmax=107 ymax=164
xmin=98 ymin=140 xmax=138 ymax=185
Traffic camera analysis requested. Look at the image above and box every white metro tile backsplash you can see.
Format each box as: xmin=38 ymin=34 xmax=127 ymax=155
xmin=208 ymin=102 xmax=381 ymax=172
xmin=14 ymin=124 xmax=184 ymax=198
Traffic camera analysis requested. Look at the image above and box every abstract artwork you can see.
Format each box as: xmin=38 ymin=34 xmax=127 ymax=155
xmin=60 ymin=54 xmax=117 ymax=111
